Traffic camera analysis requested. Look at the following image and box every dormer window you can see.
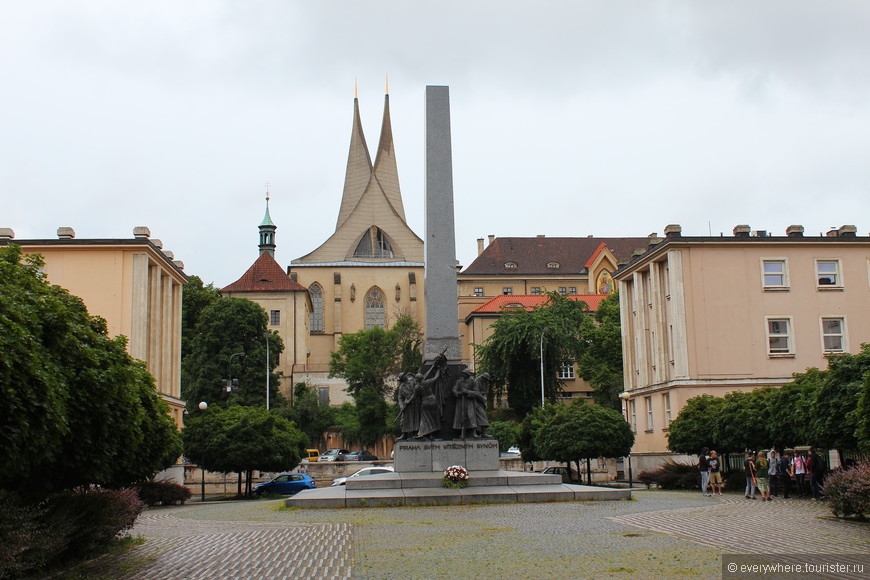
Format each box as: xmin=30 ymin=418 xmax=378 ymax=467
xmin=547 ymin=262 xmax=560 ymax=269
xmin=504 ymin=261 xmax=517 ymax=269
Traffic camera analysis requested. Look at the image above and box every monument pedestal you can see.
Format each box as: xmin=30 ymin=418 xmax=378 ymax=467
xmin=394 ymin=438 xmax=499 ymax=472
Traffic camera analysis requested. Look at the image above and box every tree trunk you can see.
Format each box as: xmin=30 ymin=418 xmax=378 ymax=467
xmin=237 ymin=472 xmax=242 ymax=497
xmin=586 ymin=458 xmax=592 ymax=485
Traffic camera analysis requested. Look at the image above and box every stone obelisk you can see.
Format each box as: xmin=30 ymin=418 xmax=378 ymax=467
xmin=423 ymin=85 xmax=461 ymax=364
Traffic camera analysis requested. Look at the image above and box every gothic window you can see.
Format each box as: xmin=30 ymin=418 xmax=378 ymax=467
xmin=309 ymin=283 xmax=324 ymax=333
xmin=354 ymin=226 xmax=395 ymax=258
xmin=364 ymin=287 xmax=386 ymax=329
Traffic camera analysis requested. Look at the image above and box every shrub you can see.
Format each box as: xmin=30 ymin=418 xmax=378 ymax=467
xmin=637 ymin=460 xmax=699 ymax=490
xmin=0 ymin=487 xmax=144 ymax=579
xmin=824 ymin=462 xmax=870 ymax=521
xmin=135 ymin=479 xmax=192 ymax=506
xmin=46 ymin=487 xmax=144 ymax=558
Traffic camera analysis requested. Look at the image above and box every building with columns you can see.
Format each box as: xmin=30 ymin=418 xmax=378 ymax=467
xmin=614 ymin=224 xmax=870 ymax=471
xmin=0 ymin=226 xmax=188 ymax=427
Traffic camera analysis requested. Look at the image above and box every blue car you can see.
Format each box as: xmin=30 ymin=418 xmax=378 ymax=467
xmin=252 ymin=473 xmax=316 ymax=497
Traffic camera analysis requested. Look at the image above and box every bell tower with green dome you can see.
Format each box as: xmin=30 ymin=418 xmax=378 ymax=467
xmin=258 ymin=185 xmax=277 ymax=258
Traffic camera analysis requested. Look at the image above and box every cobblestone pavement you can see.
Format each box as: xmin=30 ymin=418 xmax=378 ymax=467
xmin=83 ymin=491 xmax=868 ymax=579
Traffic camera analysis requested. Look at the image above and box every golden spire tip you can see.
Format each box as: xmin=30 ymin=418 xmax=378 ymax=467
xmin=354 ymin=78 xmax=358 ymax=99
xmin=385 ymin=73 xmax=389 ymax=95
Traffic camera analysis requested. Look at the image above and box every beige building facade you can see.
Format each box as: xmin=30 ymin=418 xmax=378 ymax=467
xmin=0 ymin=226 xmax=188 ymax=426
xmin=614 ymin=224 xmax=870 ymax=471
xmin=289 ymin=91 xmax=425 ymax=404
xmin=457 ymin=235 xmax=650 ymax=373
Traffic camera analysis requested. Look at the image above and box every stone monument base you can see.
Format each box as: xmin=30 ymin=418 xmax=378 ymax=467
xmin=393 ymin=438 xmax=499 ymax=472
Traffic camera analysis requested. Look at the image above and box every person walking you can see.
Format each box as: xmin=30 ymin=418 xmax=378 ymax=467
xmin=744 ymin=451 xmax=757 ymax=499
xmin=755 ymin=451 xmax=771 ymax=501
xmin=698 ymin=447 xmax=711 ymax=496
xmin=709 ymin=450 xmax=723 ymax=496
xmin=779 ymin=451 xmax=793 ymax=499
xmin=793 ymin=452 xmax=807 ymax=498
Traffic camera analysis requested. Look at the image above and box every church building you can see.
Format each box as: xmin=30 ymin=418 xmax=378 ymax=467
xmin=225 ymin=87 xmax=425 ymax=404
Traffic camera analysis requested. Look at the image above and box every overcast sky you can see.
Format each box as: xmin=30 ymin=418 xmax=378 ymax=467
xmin=3 ymin=1 xmax=868 ymax=287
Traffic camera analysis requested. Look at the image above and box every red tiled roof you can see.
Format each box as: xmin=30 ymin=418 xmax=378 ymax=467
xmin=471 ymin=294 xmax=605 ymax=315
xmin=222 ymin=253 xmax=307 ymax=293
xmin=461 ymin=237 xmax=649 ymax=275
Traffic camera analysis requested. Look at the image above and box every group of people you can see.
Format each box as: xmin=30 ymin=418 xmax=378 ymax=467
xmin=395 ymin=353 xmax=491 ymax=441
xmin=698 ymin=446 xmax=826 ymax=501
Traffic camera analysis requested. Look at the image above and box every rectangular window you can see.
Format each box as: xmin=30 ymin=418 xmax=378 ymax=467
xmin=663 ymin=392 xmax=672 ymax=425
xmin=629 ymin=399 xmax=637 ymax=433
xmin=821 ymin=317 xmax=846 ymax=353
xmin=761 ymin=259 xmax=788 ymax=288
xmin=317 ymin=387 xmax=330 ymax=406
xmin=766 ymin=317 xmax=794 ymax=356
xmin=473 ymin=287 xmax=484 ymax=297
xmin=816 ymin=259 xmax=842 ymax=288
xmin=645 ymin=396 xmax=654 ymax=431
xmin=270 ymin=310 xmax=280 ymax=325
xmin=502 ymin=287 xmax=513 ymax=295
xmin=558 ymin=363 xmax=575 ymax=379
xmin=558 ymin=287 xmax=567 ymax=295
xmin=568 ymin=287 xmax=577 ymax=295
xmin=531 ymin=287 xmax=541 ymax=295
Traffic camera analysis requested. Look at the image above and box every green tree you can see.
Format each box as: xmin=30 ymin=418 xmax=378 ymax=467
xmin=856 ymin=373 xmax=870 ymax=451
xmin=666 ymin=394 xmax=726 ymax=455
xmin=0 ymin=245 xmax=181 ymax=493
xmin=274 ymin=382 xmax=335 ymax=445
xmin=182 ymin=297 xmax=285 ymax=412
xmin=181 ymin=275 xmax=220 ymax=359
xmin=710 ymin=390 xmax=770 ymax=453
xmin=182 ymin=405 xmax=306 ymax=496
xmin=488 ymin=420 xmax=521 ymax=452
xmin=809 ymin=345 xmax=870 ymax=451
xmin=476 ymin=292 xmax=594 ymax=416
xmin=534 ymin=402 xmax=634 ymax=484
xmin=577 ymin=292 xmax=624 ymax=410
xmin=328 ymin=314 xmax=422 ymax=400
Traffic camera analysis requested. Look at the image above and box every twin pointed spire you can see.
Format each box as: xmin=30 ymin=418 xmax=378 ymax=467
xmin=335 ymin=79 xmax=404 ymax=230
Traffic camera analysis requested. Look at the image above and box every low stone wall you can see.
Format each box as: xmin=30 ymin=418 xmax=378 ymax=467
xmin=296 ymin=461 xmax=392 ymax=487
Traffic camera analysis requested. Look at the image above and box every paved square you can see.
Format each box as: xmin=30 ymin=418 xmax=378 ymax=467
xmin=83 ymin=491 xmax=869 ymax=579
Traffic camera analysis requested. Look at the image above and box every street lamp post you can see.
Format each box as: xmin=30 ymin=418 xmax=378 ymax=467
xmin=539 ymin=327 xmax=550 ymax=408
xmin=225 ymin=352 xmax=245 ymax=393
xmin=198 ymin=401 xmax=208 ymax=501
xmin=264 ymin=331 xmax=270 ymax=410
xmin=618 ymin=391 xmax=633 ymax=486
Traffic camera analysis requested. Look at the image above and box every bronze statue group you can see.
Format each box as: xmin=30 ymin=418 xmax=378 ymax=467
xmin=396 ymin=353 xmax=491 ymax=441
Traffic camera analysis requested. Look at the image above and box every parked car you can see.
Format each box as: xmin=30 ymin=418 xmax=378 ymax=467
xmin=319 ymin=448 xmax=351 ymax=462
xmin=301 ymin=449 xmax=320 ymax=463
xmin=341 ymin=450 xmax=378 ymax=462
xmin=331 ymin=466 xmax=395 ymax=486
xmin=540 ymin=466 xmax=578 ymax=484
xmin=252 ymin=473 xmax=316 ymax=497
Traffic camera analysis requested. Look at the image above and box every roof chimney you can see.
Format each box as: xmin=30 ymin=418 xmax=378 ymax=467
xmin=150 ymin=238 xmax=163 ymax=249
xmin=733 ymin=225 xmax=751 ymax=238
xmin=57 ymin=227 xmax=75 ymax=239
xmin=647 ymin=232 xmax=662 ymax=247
xmin=0 ymin=228 xmax=14 ymax=240
xmin=133 ymin=226 xmax=151 ymax=239
xmin=664 ymin=224 xmax=682 ymax=238
xmin=786 ymin=225 xmax=804 ymax=238
xmin=839 ymin=225 xmax=857 ymax=238
xmin=488 ymin=235 xmax=495 ymax=245
xmin=825 ymin=229 xmax=839 ymax=237
xmin=477 ymin=238 xmax=484 ymax=255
